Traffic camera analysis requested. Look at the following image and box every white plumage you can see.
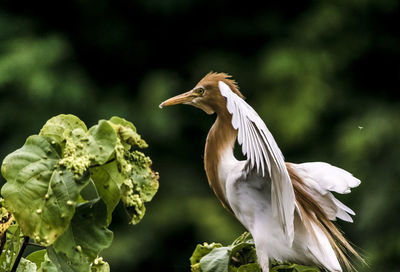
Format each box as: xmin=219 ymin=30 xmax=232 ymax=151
xmin=290 ymin=162 xmax=360 ymax=223
xmin=218 ymin=81 xmax=360 ymax=272
xmin=219 ymin=81 xmax=296 ymax=247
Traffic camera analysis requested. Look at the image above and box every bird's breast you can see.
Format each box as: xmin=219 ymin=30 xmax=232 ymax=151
xmin=217 ymin=147 xmax=242 ymax=184
xmin=204 ymin=116 xmax=239 ymax=212
xmin=225 ymin=172 xmax=272 ymax=231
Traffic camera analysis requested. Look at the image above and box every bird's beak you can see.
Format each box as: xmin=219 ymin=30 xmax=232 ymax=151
xmin=159 ymin=90 xmax=195 ymax=108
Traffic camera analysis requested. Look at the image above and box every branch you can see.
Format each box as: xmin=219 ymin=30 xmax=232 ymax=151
xmin=26 ymin=242 xmax=46 ymax=249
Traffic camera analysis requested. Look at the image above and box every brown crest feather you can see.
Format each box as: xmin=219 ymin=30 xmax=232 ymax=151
xmin=198 ymin=72 xmax=245 ymax=100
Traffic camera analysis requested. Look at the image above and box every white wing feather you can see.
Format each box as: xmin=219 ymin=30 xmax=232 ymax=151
xmin=295 ymin=162 xmax=361 ymax=194
xmin=290 ymin=162 xmax=360 ymax=222
xmin=219 ymin=81 xmax=295 ymax=245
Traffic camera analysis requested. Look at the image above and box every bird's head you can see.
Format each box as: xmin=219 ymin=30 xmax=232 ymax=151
xmin=159 ymin=72 xmax=245 ymax=115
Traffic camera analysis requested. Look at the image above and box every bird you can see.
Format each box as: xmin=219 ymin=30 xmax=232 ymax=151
xmin=159 ymin=72 xmax=362 ymax=272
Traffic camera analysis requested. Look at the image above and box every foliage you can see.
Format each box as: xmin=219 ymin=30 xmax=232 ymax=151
xmin=190 ymin=232 xmax=320 ymax=272
xmin=0 ymin=114 xmax=159 ymax=272
xmin=0 ymin=220 xmax=24 ymax=272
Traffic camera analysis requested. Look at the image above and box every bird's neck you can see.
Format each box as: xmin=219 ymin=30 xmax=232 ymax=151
xmin=204 ymin=112 xmax=237 ymax=212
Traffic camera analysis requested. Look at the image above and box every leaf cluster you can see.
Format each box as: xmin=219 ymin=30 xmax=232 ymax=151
xmin=190 ymin=232 xmax=321 ymax=272
xmin=0 ymin=114 xmax=159 ymax=271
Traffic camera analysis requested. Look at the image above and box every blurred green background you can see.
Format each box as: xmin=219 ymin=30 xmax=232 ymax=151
xmin=0 ymin=0 xmax=399 ymax=271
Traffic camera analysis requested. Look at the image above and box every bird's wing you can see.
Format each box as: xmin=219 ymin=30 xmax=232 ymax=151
xmin=290 ymin=162 xmax=360 ymax=222
xmin=294 ymin=162 xmax=361 ymax=194
xmin=219 ymin=81 xmax=295 ymax=245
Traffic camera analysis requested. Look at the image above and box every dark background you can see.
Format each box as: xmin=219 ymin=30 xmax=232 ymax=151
xmin=0 ymin=0 xmax=399 ymax=271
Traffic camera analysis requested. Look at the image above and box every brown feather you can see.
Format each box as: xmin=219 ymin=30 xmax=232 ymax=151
xmin=204 ymin=113 xmax=237 ymax=213
xmin=196 ymin=72 xmax=245 ymax=100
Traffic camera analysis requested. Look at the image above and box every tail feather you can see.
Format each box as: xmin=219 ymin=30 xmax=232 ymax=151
xmin=308 ymin=221 xmax=342 ymax=272
xmin=286 ymin=163 xmax=364 ymax=271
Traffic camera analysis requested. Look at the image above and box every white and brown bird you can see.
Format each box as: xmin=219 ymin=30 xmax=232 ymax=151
xmin=160 ymin=72 xmax=362 ymax=272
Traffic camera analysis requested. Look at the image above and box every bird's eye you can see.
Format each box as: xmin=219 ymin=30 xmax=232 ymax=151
xmin=196 ymin=88 xmax=205 ymax=95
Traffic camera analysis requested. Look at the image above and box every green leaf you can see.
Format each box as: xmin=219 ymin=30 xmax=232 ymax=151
xmin=1 ymin=114 xmax=158 ymax=271
xmin=108 ymin=116 xmax=136 ymax=131
xmin=292 ymin=265 xmax=321 ymax=272
xmin=1 ymin=135 xmax=60 ymax=189
xmin=61 ymin=199 xmax=113 ymax=261
xmin=191 ymin=263 xmax=201 ymax=272
xmin=129 ymin=151 xmax=159 ymax=203
xmin=58 ymin=128 xmax=92 ymax=176
xmin=26 ymin=249 xmax=46 ymax=268
xmin=231 ymin=232 xmax=254 ymax=246
xmin=37 ymin=253 xmax=58 ymax=272
xmin=0 ymin=225 xmax=25 ymax=271
xmin=199 ymin=247 xmax=230 ymax=272
xmin=90 ymin=161 xmax=123 ymax=225
xmin=86 ymin=120 xmax=117 ymax=165
xmin=108 ymin=116 xmax=147 ymax=148
xmin=47 ymin=246 xmax=87 ymax=272
xmin=40 ymin=114 xmax=87 ymax=145
xmin=230 ymin=242 xmax=258 ymax=269
xmin=53 ymin=119 xmax=117 ymax=176
xmin=16 ymin=258 xmax=37 ymax=272
xmin=1 ymin=135 xmax=90 ymax=245
xmin=191 ymin=232 xmax=320 ymax=272
xmin=48 ymin=199 xmax=113 ymax=272
xmin=190 ymin=242 xmax=223 ymax=265
xmin=90 ymin=125 xmax=159 ymax=225
xmin=271 ymin=263 xmax=320 ymax=272
xmin=90 ymin=257 xmax=110 ymax=272
xmin=119 ymin=151 xmax=159 ymax=224
xmin=88 ymin=116 xmax=159 ymax=225
xmin=237 ymin=263 xmax=261 ymax=272
xmin=228 ymin=233 xmax=259 ymax=271
xmin=111 ymin=123 xmax=159 ymax=224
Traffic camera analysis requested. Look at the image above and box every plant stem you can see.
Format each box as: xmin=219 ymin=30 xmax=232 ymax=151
xmin=0 ymin=232 xmax=6 ymax=255
xmin=10 ymin=236 xmax=29 ymax=272
xmin=26 ymin=242 xmax=46 ymax=249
